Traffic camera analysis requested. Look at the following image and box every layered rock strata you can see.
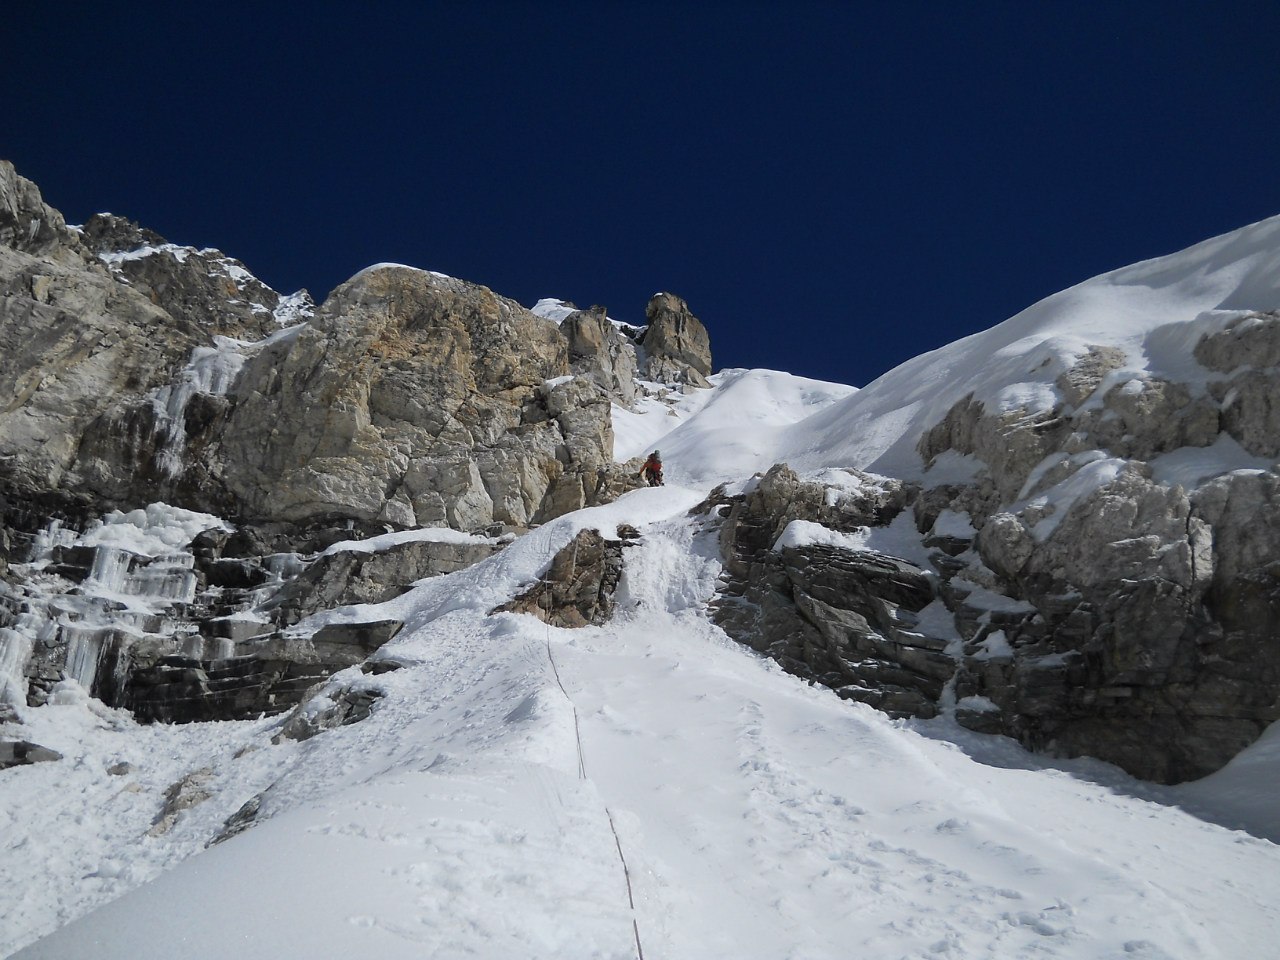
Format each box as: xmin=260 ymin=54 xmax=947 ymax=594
xmin=705 ymin=465 xmax=948 ymax=718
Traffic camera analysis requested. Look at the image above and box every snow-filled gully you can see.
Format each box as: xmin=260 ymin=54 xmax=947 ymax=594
xmin=5 ymin=488 xmax=1280 ymax=959
xmin=543 ymin=616 xmax=646 ymax=960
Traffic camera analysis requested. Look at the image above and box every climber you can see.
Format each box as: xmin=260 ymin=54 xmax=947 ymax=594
xmin=640 ymin=450 xmax=664 ymax=487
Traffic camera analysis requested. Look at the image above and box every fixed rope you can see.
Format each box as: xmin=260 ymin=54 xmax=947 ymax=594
xmin=607 ymin=807 xmax=646 ymax=960
xmin=541 ymin=539 xmax=646 ymax=960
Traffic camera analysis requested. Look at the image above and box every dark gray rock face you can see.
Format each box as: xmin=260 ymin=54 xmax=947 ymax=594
xmin=0 ymin=501 xmax=471 ymax=726
xmin=126 ymin=653 xmax=338 ymax=724
xmin=639 ymin=292 xmax=712 ymax=387
xmin=901 ymin=321 xmax=1280 ymax=782
xmin=496 ymin=528 xmax=628 ymax=628
xmin=705 ymin=464 xmax=946 ymax=718
xmin=259 ymin=538 xmax=502 ymax=627
xmin=275 ymin=680 xmax=386 ymax=743
xmin=81 ymin=212 xmax=307 ymax=343
xmin=0 ymin=739 xmax=63 ymax=770
xmin=710 ymin=444 xmax=1280 ymax=783
xmin=123 ymin=617 xmax=403 ymax=724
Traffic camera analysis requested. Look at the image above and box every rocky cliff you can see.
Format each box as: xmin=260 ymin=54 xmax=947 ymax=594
xmin=0 ymin=162 xmax=688 ymax=729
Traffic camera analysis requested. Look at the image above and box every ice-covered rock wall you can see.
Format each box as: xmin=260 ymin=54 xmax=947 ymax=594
xmin=0 ymin=161 xmax=684 ymax=725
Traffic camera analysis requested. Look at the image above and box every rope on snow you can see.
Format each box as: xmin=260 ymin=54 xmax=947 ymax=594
xmin=541 ymin=551 xmax=646 ymax=960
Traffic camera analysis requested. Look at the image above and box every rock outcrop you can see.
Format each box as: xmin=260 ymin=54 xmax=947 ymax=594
xmin=0 ymin=739 xmax=63 ymax=770
xmin=0 ymin=168 xmax=204 ymax=514
xmin=639 ymin=292 xmax=712 ymax=387
xmin=0 ymin=160 xmax=82 ymax=261
xmin=212 ymin=267 xmax=617 ymax=529
xmin=259 ymin=536 xmax=503 ymax=627
xmin=0 ymin=162 xmax=701 ymax=734
xmin=0 ymin=164 xmax=624 ymax=537
xmin=561 ymin=304 xmax=638 ymax=405
xmin=709 ymin=317 xmax=1280 ymax=781
xmin=705 ymin=465 xmax=947 ymax=717
xmin=81 ymin=212 xmax=308 ymax=342
xmin=496 ymin=527 xmax=631 ymax=628
xmin=895 ymin=319 xmax=1280 ymax=781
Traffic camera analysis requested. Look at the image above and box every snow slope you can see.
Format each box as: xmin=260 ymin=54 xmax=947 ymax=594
xmin=613 ymin=368 xmax=856 ymax=485
xmin=778 ymin=213 xmax=1280 ymax=478
xmin=7 ymin=488 xmax=1280 ymax=959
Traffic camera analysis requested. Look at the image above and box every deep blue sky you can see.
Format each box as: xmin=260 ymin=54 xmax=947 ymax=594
xmin=7 ymin=1 xmax=1279 ymax=387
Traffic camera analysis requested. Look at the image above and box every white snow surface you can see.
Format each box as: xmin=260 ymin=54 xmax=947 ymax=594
xmin=271 ymin=290 xmax=314 ymax=326
xmin=531 ymin=298 xmax=643 ymax=335
xmin=5 ymin=487 xmax=1280 ymax=959
xmin=530 ymin=297 xmax=580 ymax=324
xmin=777 ymin=213 xmax=1280 ymax=480
xmin=318 ymin=526 xmax=497 ymax=558
xmin=349 ymin=262 xmax=456 ymax=283
xmin=613 ymin=368 xmax=856 ymax=485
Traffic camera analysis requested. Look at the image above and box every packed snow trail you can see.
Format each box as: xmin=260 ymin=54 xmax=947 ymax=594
xmin=8 ymin=487 xmax=1280 ymax=958
xmin=544 ymin=502 xmax=1280 ymax=959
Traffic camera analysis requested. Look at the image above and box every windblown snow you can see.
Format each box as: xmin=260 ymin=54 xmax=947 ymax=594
xmin=5 ymin=216 xmax=1280 ymax=959
xmin=779 ymin=213 xmax=1280 ymax=480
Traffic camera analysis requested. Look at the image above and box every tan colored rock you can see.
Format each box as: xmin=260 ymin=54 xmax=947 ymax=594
xmin=217 ymin=266 xmax=615 ymax=528
xmin=640 ymin=292 xmax=712 ymax=386
xmin=562 ymin=305 xmax=638 ymax=404
xmin=1213 ymin=369 xmax=1280 ymax=457
xmin=1054 ymin=344 xmax=1126 ymax=407
xmin=0 ymin=230 xmax=201 ymax=501
xmin=1194 ymin=311 xmax=1280 ymax=372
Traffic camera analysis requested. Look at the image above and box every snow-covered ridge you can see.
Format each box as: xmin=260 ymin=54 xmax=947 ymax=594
xmin=97 ymin=243 xmax=265 ymax=293
xmin=97 ymin=242 xmax=201 ymax=267
xmin=781 ymin=212 xmax=1280 ymax=479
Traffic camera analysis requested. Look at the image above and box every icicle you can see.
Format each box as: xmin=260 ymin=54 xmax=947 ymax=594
xmin=62 ymin=623 xmax=108 ymax=691
xmin=0 ymin=604 xmax=57 ymax=706
xmin=88 ymin=547 xmax=134 ymax=594
xmin=6 ymin=502 xmax=234 ymax=707
xmin=123 ymin=555 xmax=197 ymax=604
xmin=29 ymin=519 xmax=76 ymax=563
xmin=151 ymin=337 xmax=249 ymax=477
xmin=0 ymin=626 xmax=35 ymax=705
